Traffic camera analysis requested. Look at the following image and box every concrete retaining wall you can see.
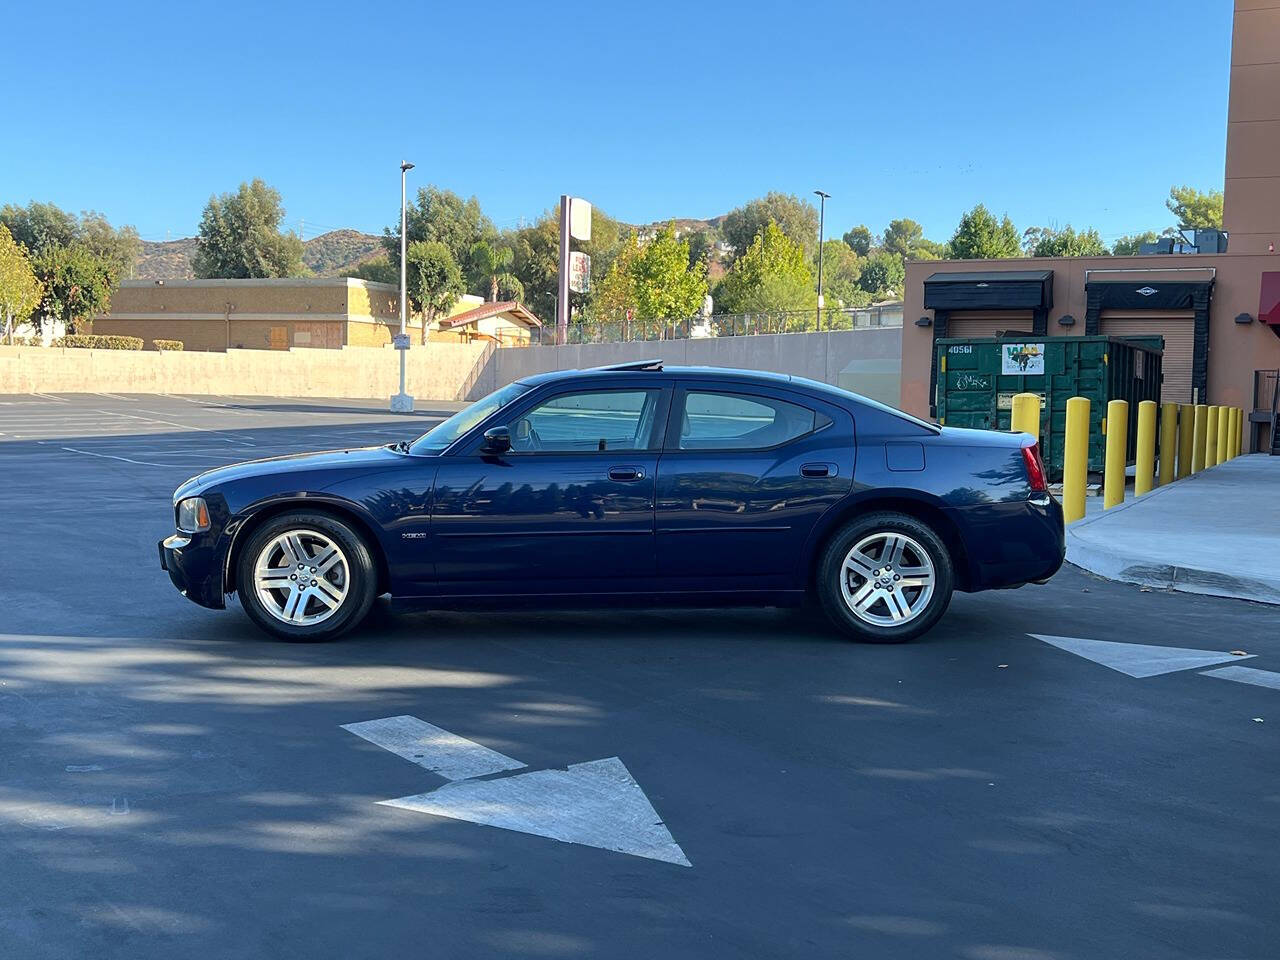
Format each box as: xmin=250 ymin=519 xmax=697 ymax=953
xmin=467 ymin=328 xmax=903 ymax=405
xmin=0 ymin=342 xmax=494 ymax=402
xmin=0 ymin=326 xmax=902 ymax=405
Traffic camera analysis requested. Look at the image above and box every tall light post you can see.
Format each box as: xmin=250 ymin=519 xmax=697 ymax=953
xmin=814 ymin=190 xmax=830 ymax=332
xmin=390 ymin=161 xmax=416 ymax=413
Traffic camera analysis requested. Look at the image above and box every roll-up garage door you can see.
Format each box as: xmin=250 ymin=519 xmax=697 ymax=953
xmin=1099 ymin=310 xmax=1195 ymax=404
xmin=946 ymin=310 xmax=1034 ymax=339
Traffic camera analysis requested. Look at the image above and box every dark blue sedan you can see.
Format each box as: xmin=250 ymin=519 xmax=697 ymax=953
xmin=159 ymin=362 xmax=1064 ymax=643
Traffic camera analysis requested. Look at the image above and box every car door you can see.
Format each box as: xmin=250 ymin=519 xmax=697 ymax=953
xmin=430 ymin=383 xmax=669 ymax=595
xmin=654 ymin=382 xmax=854 ymax=591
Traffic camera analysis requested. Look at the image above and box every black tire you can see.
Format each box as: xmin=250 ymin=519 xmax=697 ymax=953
xmin=816 ymin=511 xmax=954 ymax=643
xmin=235 ymin=511 xmax=378 ymax=642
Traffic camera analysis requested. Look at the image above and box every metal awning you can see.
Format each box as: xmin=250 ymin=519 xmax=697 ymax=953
xmin=923 ymin=270 xmax=1053 ymax=311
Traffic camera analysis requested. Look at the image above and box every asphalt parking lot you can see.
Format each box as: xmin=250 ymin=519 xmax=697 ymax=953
xmin=2 ymin=393 xmax=1278 ymax=960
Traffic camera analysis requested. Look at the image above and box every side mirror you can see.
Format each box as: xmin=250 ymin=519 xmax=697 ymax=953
xmin=481 ymin=425 xmax=511 ymax=454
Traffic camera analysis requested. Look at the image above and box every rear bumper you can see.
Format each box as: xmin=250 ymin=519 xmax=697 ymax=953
xmin=159 ymin=534 xmax=226 ymax=609
xmin=952 ymin=495 xmax=1066 ymax=591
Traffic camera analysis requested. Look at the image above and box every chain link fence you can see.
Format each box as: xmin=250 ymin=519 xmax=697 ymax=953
xmin=541 ymin=303 xmax=903 ymax=345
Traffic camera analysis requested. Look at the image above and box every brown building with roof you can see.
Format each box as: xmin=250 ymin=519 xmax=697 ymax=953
xmin=431 ymin=300 xmax=542 ymax=346
xmin=93 ymin=277 xmax=412 ymax=351
xmin=901 ymin=0 xmax=1280 ymax=453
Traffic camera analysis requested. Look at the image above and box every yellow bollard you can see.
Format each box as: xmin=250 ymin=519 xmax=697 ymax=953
xmin=1063 ymin=396 xmax=1090 ymax=524
xmin=1010 ymin=392 xmax=1040 ymax=443
xmin=1216 ymin=405 xmax=1230 ymax=465
xmin=1205 ymin=405 xmax=1219 ymax=468
xmin=1177 ymin=403 xmax=1194 ymax=479
xmin=1232 ymin=406 xmax=1243 ymax=458
xmin=1103 ymin=399 xmax=1128 ymax=509
xmin=1135 ymin=401 xmax=1157 ymax=496
xmin=1158 ymin=402 xmax=1178 ymax=487
xmin=1191 ymin=404 xmax=1207 ymax=473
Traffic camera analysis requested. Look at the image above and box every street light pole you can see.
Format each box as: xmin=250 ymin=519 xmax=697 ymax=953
xmin=814 ymin=190 xmax=830 ymax=332
xmin=391 ymin=160 xmax=416 ymax=413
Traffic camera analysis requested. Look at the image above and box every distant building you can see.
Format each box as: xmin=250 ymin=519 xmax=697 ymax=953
xmin=433 ymin=300 xmax=542 ymax=346
xmin=93 ymin=278 xmax=408 ymax=351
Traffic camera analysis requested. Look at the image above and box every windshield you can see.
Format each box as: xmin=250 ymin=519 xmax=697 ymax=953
xmin=409 ymin=381 xmax=530 ymax=454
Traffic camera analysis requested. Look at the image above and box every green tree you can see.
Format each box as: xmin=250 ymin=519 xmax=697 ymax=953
xmin=349 ymin=254 xmax=398 ymax=285
xmin=0 ymin=201 xmax=79 ymax=255
xmin=816 ymin=239 xmax=870 ymax=309
xmin=469 ymin=240 xmax=524 ymax=302
xmin=193 ymin=179 xmax=305 ymax=278
xmin=1026 ymin=225 xmax=1108 ymax=258
xmin=384 ymin=185 xmax=495 ymax=280
xmin=593 ymin=224 xmax=707 ymax=324
xmin=1111 ymin=231 xmax=1160 ymax=256
xmin=858 ymin=250 xmax=905 ymax=300
xmin=1166 ymin=185 xmax=1223 ymax=230
xmin=948 ymin=204 xmax=1021 ymax=260
xmin=714 ymin=221 xmax=816 ymax=322
xmin=684 ymin=228 xmax=718 ymax=270
xmin=842 ymin=225 xmax=873 ymax=257
xmin=404 ymin=240 xmax=464 ymax=343
xmin=31 ymin=242 xmax=115 ymax=335
xmin=722 ymin=192 xmax=820 ymax=260
xmin=0 ymin=224 xmax=43 ymax=343
xmin=0 ymin=202 xmax=140 ymax=277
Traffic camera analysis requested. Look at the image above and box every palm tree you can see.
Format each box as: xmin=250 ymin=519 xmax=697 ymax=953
xmin=470 ymin=240 xmax=524 ymax=303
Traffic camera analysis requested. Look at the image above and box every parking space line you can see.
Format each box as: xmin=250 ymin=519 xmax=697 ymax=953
xmin=60 ymin=446 xmax=186 ymax=467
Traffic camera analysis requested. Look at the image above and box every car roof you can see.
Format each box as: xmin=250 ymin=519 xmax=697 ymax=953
xmin=513 ymin=363 xmax=938 ymax=433
xmin=515 ymin=364 xmax=794 ymax=388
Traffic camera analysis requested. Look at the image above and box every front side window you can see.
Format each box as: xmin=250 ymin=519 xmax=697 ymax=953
xmin=678 ymin=391 xmax=819 ymax=450
xmin=510 ymin=389 xmax=660 ymax=453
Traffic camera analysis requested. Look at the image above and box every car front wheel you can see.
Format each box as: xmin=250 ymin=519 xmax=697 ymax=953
xmin=236 ymin=511 xmax=377 ymax=641
xmin=817 ymin=511 xmax=954 ymax=643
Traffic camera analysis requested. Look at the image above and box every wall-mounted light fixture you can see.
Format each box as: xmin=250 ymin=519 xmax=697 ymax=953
xmin=1058 ymin=313 xmax=1076 ymax=327
xmin=1235 ymin=312 xmax=1253 ymax=324
xmin=915 ymin=316 xmax=932 ymax=327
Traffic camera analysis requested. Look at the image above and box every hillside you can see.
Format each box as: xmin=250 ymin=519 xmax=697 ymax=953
xmin=132 ymin=218 xmax=726 ymax=281
xmin=134 ymin=230 xmax=383 ymax=280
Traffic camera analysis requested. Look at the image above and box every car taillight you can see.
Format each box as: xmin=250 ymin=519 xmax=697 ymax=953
xmin=1021 ymin=441 xmax=1048 ymax=493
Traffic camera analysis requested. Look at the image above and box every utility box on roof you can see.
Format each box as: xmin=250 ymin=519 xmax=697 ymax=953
xmin=935 ymin=335 xmax=1164 ymax=480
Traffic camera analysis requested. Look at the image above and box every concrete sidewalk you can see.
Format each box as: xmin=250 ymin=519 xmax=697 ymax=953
xmin=1066 ymin=454 xmax=1280 ymax=605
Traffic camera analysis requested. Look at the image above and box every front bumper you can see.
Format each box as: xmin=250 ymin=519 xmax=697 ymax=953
xmin=159 ymin=533 xmax=226 ymax=609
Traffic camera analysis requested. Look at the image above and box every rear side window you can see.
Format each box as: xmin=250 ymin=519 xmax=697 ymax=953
xmin=678 ymin=391 xmax=821 ymax=450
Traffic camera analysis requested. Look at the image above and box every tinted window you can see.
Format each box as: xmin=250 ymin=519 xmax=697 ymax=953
xmin=511 ymin=390 xmax=660 ymax=452
xmin=679 ymin=391 xmax=819 ymax=450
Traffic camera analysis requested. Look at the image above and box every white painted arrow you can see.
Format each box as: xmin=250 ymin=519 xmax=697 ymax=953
xmin=1029 ymin=635 xmax=1254 ymax=678
xmin=1200 ymin=665 xmax=1280 ymax=690
xmin=342 ymin=716 xmax=690 ymax=867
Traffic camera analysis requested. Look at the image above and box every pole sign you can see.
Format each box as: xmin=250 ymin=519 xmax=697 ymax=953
xmin=569 ymin=198 xmax=592 ymax=242
xmin=568 ymin=252 xmax=591 ymax=294
xmin=392 ymin=333 xmax=411 ymax=350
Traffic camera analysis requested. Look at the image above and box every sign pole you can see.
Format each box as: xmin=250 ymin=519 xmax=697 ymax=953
xmin=391 ymin=160 xmax=415 ymax=413
xmin=557 ymin=194 xmax=571 ymax=344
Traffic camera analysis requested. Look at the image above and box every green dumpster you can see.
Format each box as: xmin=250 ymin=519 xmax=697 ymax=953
xmin=935 ymin=335 xmax=1164 ymax=480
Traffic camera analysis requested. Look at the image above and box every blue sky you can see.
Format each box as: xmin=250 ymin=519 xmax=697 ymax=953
xmin=4 ymin=0 xmax=1232 ymax=247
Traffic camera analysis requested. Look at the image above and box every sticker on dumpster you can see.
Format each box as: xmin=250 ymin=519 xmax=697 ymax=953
xmin=1001 ymin=343 xmax=1044 ymax=375
xmin=998 ymin=391 xmax=1046 ymax=410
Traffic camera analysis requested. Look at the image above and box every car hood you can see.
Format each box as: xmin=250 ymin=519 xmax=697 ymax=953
xmin=177 ymin=445 xmax=405 ymax=499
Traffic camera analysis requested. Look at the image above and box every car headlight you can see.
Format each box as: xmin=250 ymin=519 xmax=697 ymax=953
xmin=176 ymin=497 xmax=211 ymax=533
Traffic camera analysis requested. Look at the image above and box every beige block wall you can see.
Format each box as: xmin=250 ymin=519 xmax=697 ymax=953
xmin=0 ymin=342 xmax=494 ymax=402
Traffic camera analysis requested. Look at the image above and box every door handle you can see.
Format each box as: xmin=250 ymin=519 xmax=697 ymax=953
xmin=608 ymin=466 xmax=645 ymax=482
xmin=801 ymin=463 xmax=833 ymax=478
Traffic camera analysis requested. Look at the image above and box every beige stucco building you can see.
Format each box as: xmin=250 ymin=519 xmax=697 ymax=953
xmin=93 ymin=278 xmax=412 ymax=351
xmin=901 ymin=0 xmax=1280 ymax=453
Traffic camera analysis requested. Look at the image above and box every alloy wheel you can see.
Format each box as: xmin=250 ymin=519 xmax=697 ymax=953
xmin=838 ymin=531 xmax=936 ymax=627
xmin=253 ymin=528 xmax=349 ymax=625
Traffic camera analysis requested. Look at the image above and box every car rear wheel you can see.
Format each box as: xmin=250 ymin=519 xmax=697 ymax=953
xmin=236 ymin=511 xmax=377 ymax=641
xmin=817 ymin=511 xmax=953 ymax=643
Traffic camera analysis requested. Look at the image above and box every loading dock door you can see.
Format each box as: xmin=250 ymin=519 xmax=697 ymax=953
xmin=1099 ymin=310 xmax=1195 ymax=404
xmin=946 ymin=311 xmax=1034 ymax=339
